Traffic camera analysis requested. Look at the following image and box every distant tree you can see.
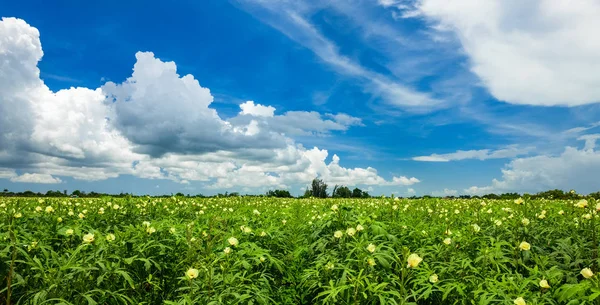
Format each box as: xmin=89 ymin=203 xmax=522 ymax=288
xmin=72 ymin=190 xmax=82 ymax=197
xmin=333 ymin=185 xmax=352 ymax=198
xmin=310 ymin=178 xmax=328 ymax=198
xmin=3 ymin=188 xmax=8 ymax=193
xmin=175 ymin=192 xmax=185 ymax=197
xmin=266 ymin=190 xmax=293 ymax=198
xmin=351 ymin=188 xmax=363 ymax=198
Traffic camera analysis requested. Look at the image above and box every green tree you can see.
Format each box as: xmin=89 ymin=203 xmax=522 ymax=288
xmin=310 ymin=178 xmax=328 ymax=198
xmin=332 ymin=185 xmax=352 ymax=198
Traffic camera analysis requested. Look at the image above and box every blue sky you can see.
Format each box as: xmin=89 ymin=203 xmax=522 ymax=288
xmin=1 ymin=0 xmax=600 ymax=196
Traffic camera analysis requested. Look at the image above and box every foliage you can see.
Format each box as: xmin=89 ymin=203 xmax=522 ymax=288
xmin=310 ymin=179 xmax=329 ymax=198
xmin=1 ymin=196 xmax=599 ymax=304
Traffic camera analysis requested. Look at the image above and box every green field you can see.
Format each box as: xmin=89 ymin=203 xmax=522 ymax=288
xmin=1 ymin=197 xmax=598 ymax=304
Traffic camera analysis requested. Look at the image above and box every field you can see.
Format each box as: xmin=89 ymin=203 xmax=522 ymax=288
xmin=1 ymin=197 xmax=598 ymax=304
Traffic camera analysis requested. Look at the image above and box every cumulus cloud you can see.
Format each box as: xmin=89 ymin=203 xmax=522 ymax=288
xmin=239 ymin=101 xmax=275 ymax=117
xmin=397 ymin=0 xmax=600 ymax=106
xmin=431 ymin=188 xmax=458 ymax=197
xmin=0 ymin=17 xmax=416 ymax=192
xmin=465 ymin=137 xmax=600 ymax=195
xmin=10 ymin=173 xmax=62 ymax=184
xmin=412 ymin=145 xmax=532 ymax=162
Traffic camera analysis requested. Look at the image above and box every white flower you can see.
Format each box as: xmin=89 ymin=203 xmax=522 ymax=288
xmin=65 ymin=229 xmax=74 ymax=236
xmin=224 ymin=247 xmax=232 ymax=255
xmin=429 ymin=274 xmax=438 ymax=283
xmin=346 ymin=228 xmax=356 ymax=237
xmin=186 ymin=268 xmax=199 ymax=279
xmin=106 ymin=233 xmax=116 ymax=242
xmin=407 ymin=253 xmax=422 ymax=268
xmin=472 ymin=224 xmax=481 ymax=232
xmin=228 ymin=237 xmax=239 ymax=246
xmin=82 ymin=233 xmax=95 ymax=244
xmin=443 ymin=238 xmax=452 ymax=245
xmin=356 ymin=224 xmax=364 ymax=231
xmin=366 ymin=243 xmax=376 ymax=253
xmin=334 ymin=231 xmax=343 ymax=238
xmin=521 ymin=218 xmax=530 ymax=226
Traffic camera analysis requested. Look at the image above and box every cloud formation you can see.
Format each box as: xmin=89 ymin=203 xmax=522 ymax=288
xmin=0 ymin=17 xmax=418 ymax=190
xmin=465 ymin=137 xmax=600 ymax=195
xmin=412 ymin=146 xmax=532 ymax=162
xmin=395 ymin=0 xmax=600 ymax=106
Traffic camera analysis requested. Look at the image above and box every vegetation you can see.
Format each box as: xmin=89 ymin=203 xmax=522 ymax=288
xmin=1 ymin=195 xmax=599 ymax=304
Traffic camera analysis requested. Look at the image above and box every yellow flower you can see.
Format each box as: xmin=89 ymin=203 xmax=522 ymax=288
xmin=78 ymin=213 xmax=85 ymax=219
xmin=253 ymin=209 xmax=260 ymax=215
xmin=558 ymin=210 xmax=565 ymax=215
xmin=334 ymin=230 xmax=343 ymax=238
xmin=367 ymin=243 xmax=376 ymax=253
xmin=539 ymin=279 xmax=550 ymax=289
xmin=112 ymin=204 xmax=120 ymax=210
xmin=169 ymin=227 xmax=176 ymax=234
xmin=106 ymin=233 xmax=116 ymax=241
xmin=429 ymin=274 xmax=438 ymax=283
xmin=331 ymin=204 xmax=338 ymax=211
xmin=495 ymin=220 xmax=502 ymax=226
xmin=82 ymin=233 xmax=95 ymax=244
xmin=575 ymin=199 xmax=588 ymax=208
xmin=260 ymin=231 xmax=267 ymax=237
xmin=224 ymin=247 xmax=232 ymax=254
xmin=581 ymin=268 xmax=594 ymax=279
xmin=68 ymin=210 xmax=74 ymax=216
xmin=45 ymin=206 xmax=54 ymax=213
xmin=186 ymin=268 xmax=199 ymax=279
xmin=596 ymin=202 xmax=600 ymax=211
xmin=519 ymin=241 xmax=531 ymax=251
xmin=57 ymin=217 xmax=62 ymax=222
xmin=367 ymin=258 xmax=376 ymax=266
xmin=407 ymin=253 xmax=423 ymax=268
xmin=142 ymin=221 xmax=151 ymax=227
xmin=243 ymin=226 xmax=252 ymax=234
xmin=98 ymin=207 xmax=104 ymax=215
xmin=443 ymin=238 xmax=452 ymax=245
xmin=513 ymin=297 xmax=526 ymax=305
xmin=14 ymin=212 xmax=22 ymax=218
xmin=228 ymin=237 xmax=239 ymax=246
xmin=514 ymin=198 xmax=524 ymax=205
xmin=521 ymin=218 xmax=530 ymax=226
xmin=35 ymin=206 xmax=42 ymax=212
xmin=65 ymin=229 xmax=74 ymax=236
xmin=356 ymin=224 xmax=365 ymax=231
xmin=472 ymin=224 xmax=481 ymax=232
xmin=259 ymin=256 xmax=266 ymax=263
xmin=346 ymin=228 xmax=356 ymax=236
xmin=146 ymin=227 xmax=156 ymax=234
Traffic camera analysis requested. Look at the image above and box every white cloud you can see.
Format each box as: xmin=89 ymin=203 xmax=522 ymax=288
xmin=412 ymin=145 xmax=532 ymax=162
xmin=431 ymin=188 xmax=458 ymax=197
xmin=406 ymin=188 xmax=416 ymax=196
xmin=0 ymin=17 xmax=416 ymax=192
xmin=465 ymin=136 xmax=600 ymax=195
xmin=0 ymin=169 xmax=16 ymax=179
xmin=239 ymin=101 xmax=275 ymax=117
xmin=10 ymin=173 xmax=62 ymax=184
xmin=409 ymin=0 xmax=600 ymax=106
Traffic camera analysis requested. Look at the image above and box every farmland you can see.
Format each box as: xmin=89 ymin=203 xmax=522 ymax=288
xmin=1 ymin=196 xmax=598 ymax=304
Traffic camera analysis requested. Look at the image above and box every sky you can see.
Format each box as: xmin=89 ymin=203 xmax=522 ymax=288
xmin=1 ymin=0 xmax=600 ymax=196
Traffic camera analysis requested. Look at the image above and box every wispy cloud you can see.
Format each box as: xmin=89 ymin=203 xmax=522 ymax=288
xmin=412 ymin=145 xmax=533 ymax=162
xmin=234 ymin=0 xmax=441 ymax=111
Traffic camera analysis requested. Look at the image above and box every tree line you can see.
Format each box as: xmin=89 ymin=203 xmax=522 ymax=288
xmin=2 ymin=183 xmax=600 ymax=200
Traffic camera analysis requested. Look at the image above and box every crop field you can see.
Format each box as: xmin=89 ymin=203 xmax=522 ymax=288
xmin=1 ymin=197 xmax=599 ymax=304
